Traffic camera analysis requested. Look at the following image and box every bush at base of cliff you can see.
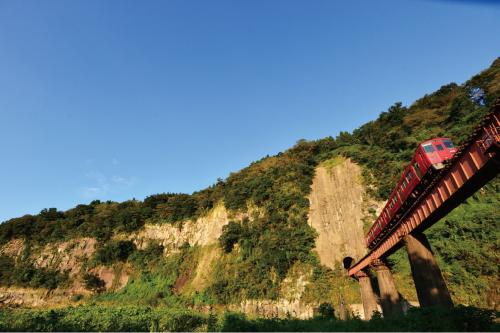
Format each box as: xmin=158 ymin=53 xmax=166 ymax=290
xmin=215 ymin=305 xmax=498 ymax=332
xmin=0 ymin=306 xmax=208 ymax=332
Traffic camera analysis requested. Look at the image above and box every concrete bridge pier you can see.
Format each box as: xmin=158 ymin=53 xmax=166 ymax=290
xmin=404 ymin=232 xmax=453 ymax=308
xmin=371 ymin=259 xmax=403 ymax=316
xmin=355 ymin=270 xmax=379 ymax=320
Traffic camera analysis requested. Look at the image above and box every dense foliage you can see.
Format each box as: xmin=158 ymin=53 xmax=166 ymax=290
xmin=215 ymin=306 xmax=498 ymax=332
xmin=219 ymin=221 xmax=242 ymax=253
xmin=390 ymin=177 xmax=500 ymax=307
xmin=94 ymin=240 xmax=136 ymax=265
xmin=209 ymin=215 xmax=318 ymax=302
xmin=335 ymin=58 xmax=500 ymax=199
xmin=0 ymin=306 xmax=207 ymax=332
xmin=0 ymin=190 xmax=221 ymax=245
xmin=91 ymin=242 xmax=199 ymax=307
xmin=0 ymin=255 xmax=68 ymax=290
xmin=0 ymin=305 xmax=496 ymax=332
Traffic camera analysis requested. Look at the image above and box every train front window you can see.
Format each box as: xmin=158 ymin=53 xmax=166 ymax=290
xmin=436 ymin=144 xmax=444 ymax=151
xmin=423 ymin=144 xmax=435 ymax=153
xmin=443 ymin=140 xmax=455 ymax=149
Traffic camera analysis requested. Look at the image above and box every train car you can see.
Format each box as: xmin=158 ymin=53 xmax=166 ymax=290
xmin=366 ymin=138 xmax=457 ymax=248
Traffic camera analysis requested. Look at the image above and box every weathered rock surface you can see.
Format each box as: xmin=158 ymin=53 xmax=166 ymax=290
xmin=0 ymin=287 xmax=49 ymax=307
xmin=308 ymin=158 xmax=382 ymax=268
xmin=91 ymin=264 xmax=130 ymax=291
xmin=0 ymin=237 xmax=97 ymax=277
xmin=35 ymin=238 xmax=97 ymax=276
xmin=0 ymin=239 xmax=25 ymax=257
xmin=230 ymin=299 xmax=316 ymax=319
xmin=0 ymin=287 xmax=76 ymax=308
xmin=130 ymin=203 xmax=231 ymax=253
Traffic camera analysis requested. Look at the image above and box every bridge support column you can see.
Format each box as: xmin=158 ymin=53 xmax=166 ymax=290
xmin=404 ymin=232 xmax=453 ymax=308
xmin=356 ymin=271 xmax=379 ymax=320
xmin=372 ymin=259 xmax=403 ymax=316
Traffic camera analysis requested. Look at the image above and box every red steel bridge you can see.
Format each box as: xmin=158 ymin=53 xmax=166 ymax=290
xmin=345 ymin=104 xmax=500 ymax=319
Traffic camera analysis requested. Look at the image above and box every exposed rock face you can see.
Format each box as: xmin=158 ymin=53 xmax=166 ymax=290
xmin=230 ymin=299 xmax=316 ymax=319
xmin=0 ymin=287 xmax=78 ymax=308
xmin=0 ymin=237 xmax=97 ymax=277
xmin=0 ymin=239 xmax=25 ymax=257
xmin=226 ymin=263 xmax=316 ymax=319
xmin=308 ymin=158 xmax=382 ymax=268
xmin=0 ymin=287 xmax=49 ymax=308
xmin=0 ymin=238 xmax=99 ymax=308
xmin=35 ymin=238 xmax=97 ymax=276
xmin=130 ymin=203 xmax=230 ymax=252
xmin=92 ymin=264 xmax=130 ymax=291
xmin=279 ymin=263 xmax=311 ymax=302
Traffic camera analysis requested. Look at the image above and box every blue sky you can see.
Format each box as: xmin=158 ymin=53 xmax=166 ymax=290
xmin=0 ymin=0 xmax=499 ymax=222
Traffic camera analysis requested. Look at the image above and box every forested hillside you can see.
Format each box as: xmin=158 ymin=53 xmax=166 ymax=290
xmin=0 ymin=58 xmax=498 ymax=317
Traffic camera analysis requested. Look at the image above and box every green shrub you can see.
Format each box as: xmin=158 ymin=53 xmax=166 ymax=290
xmin=157 ymin=310 xmax=206 ymax=332
xmin=94 ymin=240 xmax=136 ymax=265
xmin=0 ymin=256 xmax=68 ymax=290
xmin=318 ymin=302 xmax=335 ymax=319
xmin=214 ymin=305 xmax=498 ymax=332
xmin=83 ymin=273 xmax=105 ymax=293
xmin=129 ymin=242 xmax=165 ymax=268
xmin=219 ymin=221 xmax=242 ymax=253
xmin=0 ymin=306 xmax=208 ymax=332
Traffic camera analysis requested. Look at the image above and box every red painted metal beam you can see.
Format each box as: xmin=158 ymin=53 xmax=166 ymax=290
xmin=348 ymin=106 xmax=500 ymax=277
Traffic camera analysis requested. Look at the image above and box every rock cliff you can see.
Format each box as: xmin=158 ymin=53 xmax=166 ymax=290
xmin=129 ymin=203 xmax=230 ymax=252
xmin=308 ymin=157 xmax=382 ymax=268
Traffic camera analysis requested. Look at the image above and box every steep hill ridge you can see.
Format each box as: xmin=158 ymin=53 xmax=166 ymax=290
xmin=0 ymin=204 xmax=232 ymax=307
xmin=0 ymin=57 xmax=499 ymax=313
xmin=0 ymin=160 xmax=372 ymax=315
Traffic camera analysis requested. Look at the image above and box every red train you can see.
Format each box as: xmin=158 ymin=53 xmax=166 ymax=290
xmin=366 ymin=138 xmax=457 ymax=249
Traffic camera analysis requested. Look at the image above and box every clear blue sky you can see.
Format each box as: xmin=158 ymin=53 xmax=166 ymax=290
xmin=0 ymin=0 xmax=499 ymax=222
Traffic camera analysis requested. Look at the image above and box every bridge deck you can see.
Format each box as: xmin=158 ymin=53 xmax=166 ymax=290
xmin=348 ymin=106 xmax=500 ymax=277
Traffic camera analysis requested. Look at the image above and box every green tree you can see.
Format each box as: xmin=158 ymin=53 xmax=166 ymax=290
xmin=219 ymin=222 xmax=242 ymax=253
